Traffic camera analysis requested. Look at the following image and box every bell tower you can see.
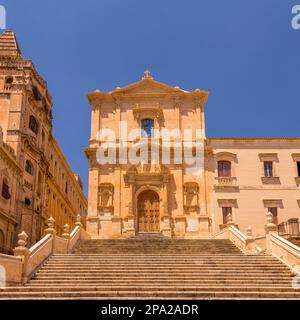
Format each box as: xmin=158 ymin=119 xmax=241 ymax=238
xmin=0 ymin=30 xmax=53 ymax=245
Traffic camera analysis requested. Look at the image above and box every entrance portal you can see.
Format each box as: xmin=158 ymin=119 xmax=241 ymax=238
xmin=137 ymin=190 xmax=160 ymax=233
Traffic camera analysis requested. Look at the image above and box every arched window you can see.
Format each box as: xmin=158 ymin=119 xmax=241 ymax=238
xmin=218 ymin=160 xmax=231 ymax=177
xmin=29 ymin=115 xmax=39 ymax=134
xmin=141 ymin=119 xmax=154 ymax=137
xmin=1 ymin=178 xmax=11 ymax=200
xmin=25 ymin=160 xmax=34 ymax=175
xmin=32 ymin=86 xmax=42 ymax=101
xmin=5 ymin=76 xmax=13 ymax=85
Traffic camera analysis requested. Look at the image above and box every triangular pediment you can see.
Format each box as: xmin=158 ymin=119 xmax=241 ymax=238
xmin=109 ymin=72 xmax=187 ymax=95
xmin=87 ymin=71 xmax=209 ymax=104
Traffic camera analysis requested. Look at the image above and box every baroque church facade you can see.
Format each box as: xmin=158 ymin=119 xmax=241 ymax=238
xmin=85 ymin=71 xmax=300 ymax=239
xmin=0 ymin=31 xmax=87 ymax=252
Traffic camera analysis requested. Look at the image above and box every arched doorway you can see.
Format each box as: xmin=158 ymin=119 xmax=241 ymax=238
xmin=137 ymin=190 xmax=160 ymax=233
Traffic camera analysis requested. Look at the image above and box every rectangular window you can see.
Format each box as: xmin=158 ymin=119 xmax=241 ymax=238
xmin=264 ymin=161 xmax=273 ymax=177
xmin=268 ymin=207 xmax=278 ymax=225
xmin=218 ymin=161 xmax=231 ymax=177
xmin=141 ymin=119 xmax=154 ymax=137
xmin=1 ymin=181 xmax=10 ymax=200
xmin=297 ymin=162 xmax=300 ymax=177
xmin=222 ymin=207 xmax=232 ymax=224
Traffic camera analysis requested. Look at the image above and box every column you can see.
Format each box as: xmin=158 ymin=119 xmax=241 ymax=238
xmin=125 ymin=177 xmax=135 ymax=237
xmin=86 ymin=164 xmax=99 ymax=236
xmin=161 ymin=177 xmax=172 ymax=237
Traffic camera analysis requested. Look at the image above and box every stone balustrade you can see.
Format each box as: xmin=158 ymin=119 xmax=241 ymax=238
xmin=214 ymin=225 xmax=256 ymax=254
xmin=0 ymin=215 xmax=90 ymax=286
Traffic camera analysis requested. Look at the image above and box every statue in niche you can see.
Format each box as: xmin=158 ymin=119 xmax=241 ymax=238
xmin=98 ymin=183 xmax=114 ymax=215
xmin=183 ymin=182 xmax=199 ymax=213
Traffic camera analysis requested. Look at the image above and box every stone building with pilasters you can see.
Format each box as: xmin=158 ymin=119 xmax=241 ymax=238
xmin=0 ymin=30 xmax=87 ymax=248
xmin=85 ymin=72 xmax=300 ymax=239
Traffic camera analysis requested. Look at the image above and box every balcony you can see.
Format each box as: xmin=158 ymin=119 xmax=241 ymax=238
xmin=3 ymin=84 xmax=12 ymax=92
xmin=214 ymin=176 xmax=239 ymax=191
xmin=261 ymin=176 xmax=280 ymax=185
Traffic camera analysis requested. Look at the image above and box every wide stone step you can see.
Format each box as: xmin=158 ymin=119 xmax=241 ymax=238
xmin=44 ymin=262 xmax=286 ymax=268
xmin=31 ymin=275 xmax=294 ymax=280
xmin=50 ymin=255 xmax=278 ymax=259
xmin=74 ymin=242 xmax=238 ymax=245
xmin=46 ymin=262 xmax=283 ymax=267
xmin=2 ymin=285 xmax=299 ymax=293
xmin=2 ymin=238 xmax=296 ymax=300
xmin=0 ymin=290 xmax=299 ymax=300
xmin=47 ymin=257 xmax=282 ymax=261
xmin=73 ymin=252 xmax=241 ymax=255
xmin=39 ymin=266 xmax=289 ymax=272
xmin=50 ymin=258 xmax=273 ymax=262
xmin=36 ymin=272 xmax=292 ymax=278
xmin=0 ymin=291 xmax=300 ymax=300
xmin=49 ymin=259 xmax=279 ymax=263
xmin=27 ymin=279 xmax=294 ymax=285
xmin=53 ymin=253 xmax=250 ymax=257
xmin=74 ymin=248 xmax=239 ymax=251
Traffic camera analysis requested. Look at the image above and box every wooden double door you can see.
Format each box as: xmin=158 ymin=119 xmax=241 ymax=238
xmin=137 ymin=190 xmax=160 ymax=233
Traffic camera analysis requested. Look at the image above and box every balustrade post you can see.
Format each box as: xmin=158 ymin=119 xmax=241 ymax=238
xmin=44 ymin=217 xmax=56 ymax=253
xmin=75 ymin=214 xmax=82 ymax=228
xmin=265 ymin=212 xmax=278 ymax=254
xmin=62 ymin=224 xmax=70 ymax=253
xmin=13 ymin=231 xmax=29 ymax=283
xmin=245 ymin=226 xmax=256 ymax=254
xmin=62 ymin=224 xmax=70 ymax=239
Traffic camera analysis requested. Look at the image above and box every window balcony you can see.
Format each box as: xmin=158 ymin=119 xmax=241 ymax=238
xmin=214 ymin=176 xmax=239 ymax=191
xmin=261 ymin=176 xmax=281 ymax=185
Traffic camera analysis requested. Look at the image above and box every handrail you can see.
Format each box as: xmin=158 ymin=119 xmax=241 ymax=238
xmin=68 ymin=226 xmax=81 ymax=252
xmin=0 ymin=217 xmax=89 ymax=285
xmin=70 ymin=225 xmax=80 ymax=239
xmin=214 ymin=225 xmax=246 ymax=242
xmin=0 ymin=253 xmax=23 ymax=286
xmin=229 ymin=226 xmax=247 ymax=241
xmin=214 ymin=225 xmax=255 ymax=254
xmin=28 ymin=233 xmax=52 ymax=255
xmin=26 ymin=233 xmax=53 ymax=279
xmin=268 ymin=233 xmax=300 ymax=270
xmin=0 ymin=253 xmax=22 ymax=262
xmin=271 ymin=233 xmax=300 ymax=258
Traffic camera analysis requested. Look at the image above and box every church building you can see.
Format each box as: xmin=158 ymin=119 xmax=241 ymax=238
xmin=85 ymin=71 xmax=300 ymax=239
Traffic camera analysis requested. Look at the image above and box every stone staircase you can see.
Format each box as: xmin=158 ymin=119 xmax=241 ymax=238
xmin=0 ymin=238 xmax=300 ymax=299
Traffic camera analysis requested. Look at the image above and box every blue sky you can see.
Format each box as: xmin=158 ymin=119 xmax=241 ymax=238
xmin=2 ymin=0 xmax=300 ymax=195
